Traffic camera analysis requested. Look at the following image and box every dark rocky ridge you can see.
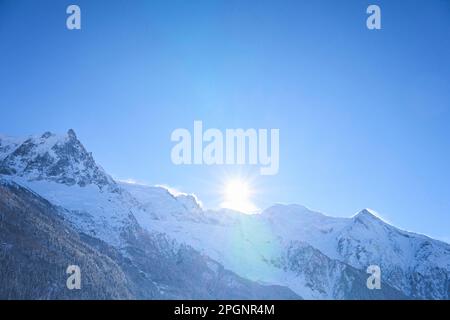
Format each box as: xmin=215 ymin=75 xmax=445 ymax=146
xmin=0 ymin=180 xmax=133 ymax=299
xmin=0 ymin=130 xmax=118 ymax=191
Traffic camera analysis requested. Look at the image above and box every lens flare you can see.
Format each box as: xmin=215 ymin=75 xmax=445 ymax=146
xmin=221 ymin=179 xmax=257 ymax=213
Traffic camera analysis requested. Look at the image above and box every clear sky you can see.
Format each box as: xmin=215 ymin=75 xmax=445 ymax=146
xmin=1 ymin=0 xmax=449 ymax=241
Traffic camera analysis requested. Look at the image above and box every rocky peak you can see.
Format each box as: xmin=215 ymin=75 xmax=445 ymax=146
xmin=67 ymin=128 xmax=77 ymax=140
xmin=352 ymin=209 xmax=383 ymax=224
xmin=0 ymin=130 xmax=118 ymax=192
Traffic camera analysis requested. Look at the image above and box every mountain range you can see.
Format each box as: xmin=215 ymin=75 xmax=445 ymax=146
xmin=0 ymin=130 xmax=449 ymax=299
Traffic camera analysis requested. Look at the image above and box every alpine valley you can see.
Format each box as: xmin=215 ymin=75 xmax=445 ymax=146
xmin=0 ymin=130 xmax=449 ymax=300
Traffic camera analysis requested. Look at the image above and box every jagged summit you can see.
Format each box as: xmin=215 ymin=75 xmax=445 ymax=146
xmin=67 ymin=128 xmax=77 ymax=139
xmin=352 ymin=208 xmax=385 ymax=224
xmin=0 ymin=129 xmax=117 ymax=191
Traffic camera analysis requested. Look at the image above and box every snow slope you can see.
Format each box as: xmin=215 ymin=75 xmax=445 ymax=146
xmin=0 ymin=130 xmax=448 ymax=299
xmin=121 ymin=183 xmax=449 ymax=299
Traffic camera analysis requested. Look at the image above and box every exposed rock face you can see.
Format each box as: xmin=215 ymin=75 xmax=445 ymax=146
xmin=0 ymin=130 xmax=117 ymax=191
xmin=281 ymin=241 xmax=406 ymax=299
xmin=0 ymin=180 xmax=133 ymax=299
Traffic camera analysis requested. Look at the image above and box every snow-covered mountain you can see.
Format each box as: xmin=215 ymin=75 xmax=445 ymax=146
xmin=1 ymin=130 xmax=449 ymax=299
xmin=124 ymin=186 xmax=449 ymax=299
xmin=0 ymin=131 xmax=299 ymax=299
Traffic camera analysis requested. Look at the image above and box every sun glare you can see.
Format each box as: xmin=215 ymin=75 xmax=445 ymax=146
xmin=221 ymin=179 xmax=257 ymax=213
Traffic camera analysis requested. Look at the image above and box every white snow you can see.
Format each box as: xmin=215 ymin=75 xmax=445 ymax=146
xmin=2 ymin=131 xmax=449 ymax=299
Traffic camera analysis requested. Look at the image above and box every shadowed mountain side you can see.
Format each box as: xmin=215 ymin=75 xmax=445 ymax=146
xmin=0 ymin=180 xmax=134 ymax=299
xmin=0 ymin=180 xmax=300 ymax=299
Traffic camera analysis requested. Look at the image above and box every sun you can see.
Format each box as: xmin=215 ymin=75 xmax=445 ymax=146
xmin=221 ymin=179 xmax=257 ymax=213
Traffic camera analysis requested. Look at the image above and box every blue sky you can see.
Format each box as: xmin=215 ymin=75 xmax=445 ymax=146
xmin=0 ymin=0 xmax=449 ymax=240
